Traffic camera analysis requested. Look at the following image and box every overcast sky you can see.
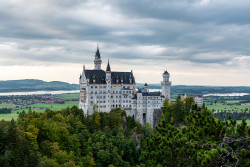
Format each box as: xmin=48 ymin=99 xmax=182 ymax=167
xmin=0 ymin=0 xmax=250 ymax=86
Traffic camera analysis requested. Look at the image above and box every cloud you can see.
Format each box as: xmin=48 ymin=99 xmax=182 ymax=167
xmin=0 ymin=0 xmax=250 ymax=85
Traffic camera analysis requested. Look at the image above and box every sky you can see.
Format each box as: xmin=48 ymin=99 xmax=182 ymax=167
xmin=0 ymin=0 xmax=250 ymax=86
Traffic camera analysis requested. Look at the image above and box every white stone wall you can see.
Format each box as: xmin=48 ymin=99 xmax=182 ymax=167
xmin=161 ymin=72 xmax=171 ymax=100
xmin=79 ymin=67 xmax=171 ymax=127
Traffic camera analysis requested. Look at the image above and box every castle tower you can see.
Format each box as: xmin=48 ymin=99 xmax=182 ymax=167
xmin=79 ymin=65 xmax=88 ymax=114
xmin=161 ymin=70 xmax=171 ymax=100
xmin=142 ymin=83 xmax=148 ymax=92
xmin=94 ymin=46 xmax=102 ymax=70
xmin=105 ymin=60 xmax=111 ymax=112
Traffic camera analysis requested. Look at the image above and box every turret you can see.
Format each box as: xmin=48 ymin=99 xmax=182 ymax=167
xmin=161 ymin=70 xmax=171 ymax=100
xmin=143 ymin=83 xmax=148 ymax=92
xmin=94 ymin=46 xmax=102 ymax=70
xmin=105 ymin=60 xmax=112 ymax=112
xmin=79 ymin=65 xmax=88 ymax=114
xmin=106 ymin=60 xmax=111 ymax=80
xmin=80 ymin=65 xmax=87 ymax=84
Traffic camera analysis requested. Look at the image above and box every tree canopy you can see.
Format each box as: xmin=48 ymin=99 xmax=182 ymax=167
xmin=0 ymin=98 xmax=249 ymax=167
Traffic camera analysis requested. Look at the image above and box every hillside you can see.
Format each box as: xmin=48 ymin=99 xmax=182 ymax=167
xmin=137 ymin=83 xmax=250 ymax=95
xmin=0 ymin=79 xmax=79 ymax=92
xmin=1 ymin=79 xmax=250 ymax=94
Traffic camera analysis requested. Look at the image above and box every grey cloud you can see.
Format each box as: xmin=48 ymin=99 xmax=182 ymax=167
xmin=106 ymin=0 xmax=250 ymax=25
xmin=0 ymin=0 xmax=250 ymax=69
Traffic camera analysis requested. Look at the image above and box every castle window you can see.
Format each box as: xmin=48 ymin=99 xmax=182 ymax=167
xmin=118 ymin=86 xmax=121 ymax=88
xmin=114 ymin=86 xmax=116 ymax=88
xmin=91 ymin=86 xmax=93 ymax=88
xmin=95 ymin=86 xmax=97 ymax=88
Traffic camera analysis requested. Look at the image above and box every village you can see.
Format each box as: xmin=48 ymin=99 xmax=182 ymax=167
xmin=0 ymin=94 xmax=79 ymax=112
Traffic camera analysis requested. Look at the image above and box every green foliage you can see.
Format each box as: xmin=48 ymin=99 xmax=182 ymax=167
xmin=11 ymin=106 xmax=141 ymax=166
xmin=0 ymin=119 xmax=39 ymax=167
xmin=140 ymin=97 xmax=250 ymax=167
xmin=1 ymin=102 xmax=249 ymax=166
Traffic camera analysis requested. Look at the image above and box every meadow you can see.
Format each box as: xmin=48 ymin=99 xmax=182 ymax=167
xmin=0 ymin=93 xmax=79 ymax=121
xmin=236 ymin=119 xmax=250 ymax=126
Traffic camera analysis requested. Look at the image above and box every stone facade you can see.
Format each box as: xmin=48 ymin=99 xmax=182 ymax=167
xmin=79 ymin=48 xmax=171 ymax=126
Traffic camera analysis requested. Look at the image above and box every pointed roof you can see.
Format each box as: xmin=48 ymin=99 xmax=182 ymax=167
xmin=106 ymin=60 xmax=111 ymax=71
xmin=95 ymin=46 xmax=101 ymax=59
xmin=84 ymin=69 xmax=135 ymax=84
xmin=163 ymin=70 xmax=169 ymax=75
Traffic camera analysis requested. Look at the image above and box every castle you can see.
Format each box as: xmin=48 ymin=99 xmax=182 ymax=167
xmin=79 ymin=47 xmax=171 ymax=126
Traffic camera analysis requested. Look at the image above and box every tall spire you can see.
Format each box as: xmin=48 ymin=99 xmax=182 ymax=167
xmin=95 ymin=45 xmax=101 ymax=59
xmin=94 ymin=45 xmax=102 ymax=70
xmin=106 ymin=60 xmax=111 ymax=72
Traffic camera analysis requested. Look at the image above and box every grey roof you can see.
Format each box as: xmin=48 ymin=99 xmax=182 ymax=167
xmin=85 ymin=70 xmax=106 ymax=84
xmin=111 ymin=72 xmax=135 ymax=84
xmin=83 ymin=69 xmax=135 ymax=84
xmin=106 ymin=60 xmax=111 ymax=71
xmin=132 ymin=91 xmax=163 ymax=99
xmin=95 ymin=47 xmax=101 ymax=59
xmin=142 ymin=92 xmax=161 ymax=96
xmin=163 ymin=70 xmax=169 ymax=75
xmin=138 ymin=88 xmax=142 ymax=93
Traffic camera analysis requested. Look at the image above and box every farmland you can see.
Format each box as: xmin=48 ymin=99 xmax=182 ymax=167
xmin=0 ymin=93 xmax=79 ymax=121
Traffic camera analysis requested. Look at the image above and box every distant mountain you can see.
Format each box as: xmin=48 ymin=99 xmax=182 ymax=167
xmin=1 ymin=79 xmax=250 ymax=94
xmin=0 ymin=79 xmax=79 ymax=92
xmin=136 ymin=83 xmax=250 ymax=95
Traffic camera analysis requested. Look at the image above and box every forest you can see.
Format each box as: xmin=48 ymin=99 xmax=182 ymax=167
xmin=0 ymin=97 xmax=249 ymax=167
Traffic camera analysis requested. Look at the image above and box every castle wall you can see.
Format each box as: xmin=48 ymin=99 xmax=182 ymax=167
xmin=79 ymin=48 xmax=171 ymax=127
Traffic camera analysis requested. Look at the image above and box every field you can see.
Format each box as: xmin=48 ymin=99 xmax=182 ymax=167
xmin=0 ymin=93 xmax=79 ymax=121
xmin=56 ymin=93 xmax=80 ymax=99
xmin=206 ymin=103 xmax=250 ymax=112
xmin=236 ymin=119 xmax=250 ymax=126
xmin=204 ymin=96 xmax=250 ymax=112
